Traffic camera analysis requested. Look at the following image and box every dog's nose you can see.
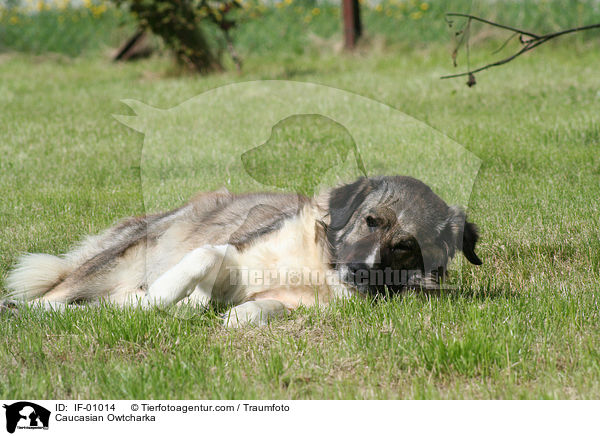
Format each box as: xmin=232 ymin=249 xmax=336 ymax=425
xmin=391 ymin=235 xmax=418 ymax=253
xmin=347 ymin=262 xmax=369 ymax=274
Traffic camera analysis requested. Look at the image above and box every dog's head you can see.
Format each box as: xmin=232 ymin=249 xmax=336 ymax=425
xmin=325 ymin=176 xmax=482 ymax=293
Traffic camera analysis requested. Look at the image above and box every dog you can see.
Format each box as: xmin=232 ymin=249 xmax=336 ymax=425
xmin=4 ymin=176 xmax=482 ymax=326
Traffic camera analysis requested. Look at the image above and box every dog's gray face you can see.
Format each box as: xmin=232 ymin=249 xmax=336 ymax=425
xmin=326 ymin=176 xmax=482 ymax=293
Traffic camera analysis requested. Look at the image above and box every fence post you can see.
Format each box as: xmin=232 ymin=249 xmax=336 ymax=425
xmin=342 ymin=0 xmax=362 ymax=50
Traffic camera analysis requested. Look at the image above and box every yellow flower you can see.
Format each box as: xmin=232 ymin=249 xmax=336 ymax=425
xmin=410 ymin=10 xmax=422 ymax=19
xmin=82 ymin=0 xmax=91 ymax=8
xmin=375 ymin=4 xmax=383 ymax=12
xmin=36 ymin=0 xmax=44 ymax=12
xmin=275 ymin=2 xmax=284 ymax=9
xmin=420 ymin=2 xmax=429 ymax=11
xmin=304 ymin=14 xmax=312 ymax=23
xmin=91 ymin=3 xmax=107 ymax=17
xmin=311 ymin=7 xmax=320 ymax=15
xmin=284 ymin=0 xmax=292 ymax=5
xmin=9 ymin=15 xmax=19 ymax=24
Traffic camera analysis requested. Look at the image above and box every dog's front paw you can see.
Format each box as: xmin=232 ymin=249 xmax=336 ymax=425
xmin=222 ymin=300 xmax=287 ymax=328
xmin=222 ymin=302 xmax=268 ymax=328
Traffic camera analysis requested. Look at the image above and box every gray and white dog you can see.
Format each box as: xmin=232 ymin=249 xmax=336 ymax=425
xmin=5 ymin=176 xmax=482 ymax=326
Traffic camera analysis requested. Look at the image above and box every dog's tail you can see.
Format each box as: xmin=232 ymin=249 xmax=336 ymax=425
xmin=5 ymin=253 xmax=73 ymax=300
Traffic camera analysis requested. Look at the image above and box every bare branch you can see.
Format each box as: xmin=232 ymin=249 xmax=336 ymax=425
xmin=442 ymin=14 xmax=600 ymax=83
xmin=446 ymin=12 xmax=540 ymax=38
xmin=491 ymin=32 xmax=518 ymax=55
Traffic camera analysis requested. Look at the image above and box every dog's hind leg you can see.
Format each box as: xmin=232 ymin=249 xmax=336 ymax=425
xmin=140 ymin=244 xmax=232 ymax=308
xmin=0 ymin=298 xmax=95 ymax=315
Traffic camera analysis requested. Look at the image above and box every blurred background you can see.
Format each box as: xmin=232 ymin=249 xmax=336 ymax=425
xmin=0 ymin=0 xmax=598 ymax=74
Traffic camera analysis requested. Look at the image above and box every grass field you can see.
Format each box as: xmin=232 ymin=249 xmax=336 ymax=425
xmin=1 ymin=33 xmax=600 ymax=398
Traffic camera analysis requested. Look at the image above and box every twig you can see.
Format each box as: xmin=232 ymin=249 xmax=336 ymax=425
xmin=224 ymin=29 xmax=242 ymax=73
xmin=441 ymin=13 xmax=600 ymax=82
xmin=445 ymin=13 xmax=540 ymax=38
xmin=491 ymin=32 xmax=518 ymax=55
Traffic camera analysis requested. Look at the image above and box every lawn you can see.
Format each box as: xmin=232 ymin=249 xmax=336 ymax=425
xmin=0 ymin=36 xmax=599 ymax=398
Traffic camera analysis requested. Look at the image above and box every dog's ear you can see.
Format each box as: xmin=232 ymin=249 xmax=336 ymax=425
xmin=328 ymin=177 xmax=371 ymax=231
xmin=443 ymin=206 xmax=482 ymax=265
xmin=462 ymin=221 xmax=482 ymax=265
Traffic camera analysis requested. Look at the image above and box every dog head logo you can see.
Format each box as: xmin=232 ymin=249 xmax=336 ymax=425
xmin=241 ymin=114 xmax=367 ymax=196
xmin=3 ymin=402 xmax=50 ymax=433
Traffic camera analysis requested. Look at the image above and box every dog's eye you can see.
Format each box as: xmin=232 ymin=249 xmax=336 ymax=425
xmin=365 ymin=215 xmax=380 ymax=228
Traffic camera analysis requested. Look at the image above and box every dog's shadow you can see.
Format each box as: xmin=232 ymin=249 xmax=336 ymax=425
xmin=368 ymin=283 xmax=513 ymax=304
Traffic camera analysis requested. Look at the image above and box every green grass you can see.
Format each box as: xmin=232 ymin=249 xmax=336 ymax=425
xmin=1 ymin=37 xmax=600 ymax=398
xmin=0 ymin=5 xmax=134 ymax=56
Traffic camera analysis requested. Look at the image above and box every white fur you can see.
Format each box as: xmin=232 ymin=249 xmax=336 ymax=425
xmin=223 ymin=300 xmax=288 ymax=327
xmin=364 ymin=247 xmax=378 ymax=268
xmin=5 ymin=253 xmax=72 ymax=300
